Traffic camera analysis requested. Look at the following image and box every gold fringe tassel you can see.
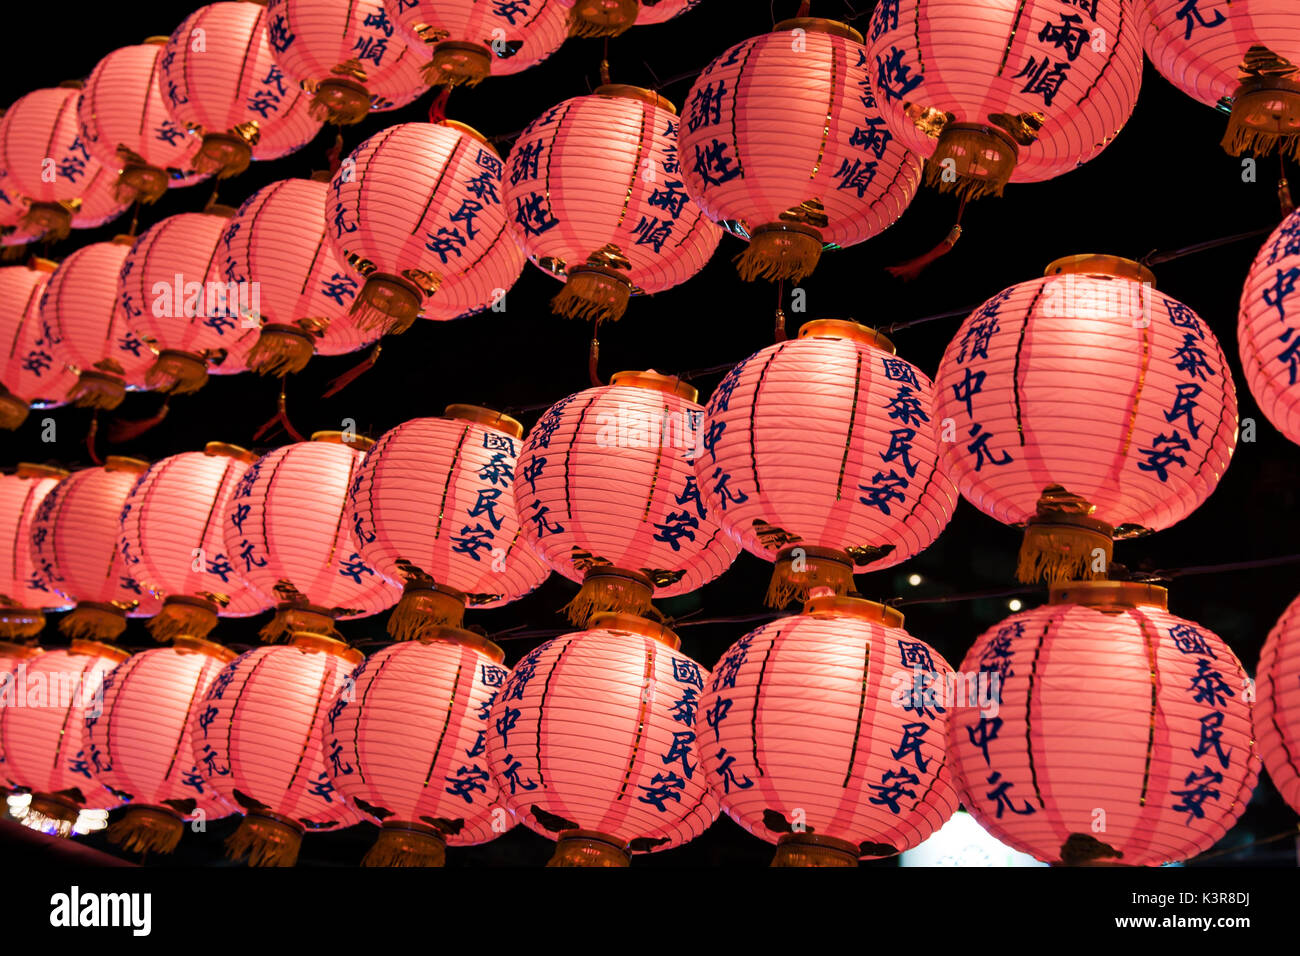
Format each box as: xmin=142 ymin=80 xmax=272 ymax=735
xmin=308 ymin=80 xmax=371 ymax=126
xmin=1221 ymin=122 xmax=1300 ymax=160
xmin=1017 ymin=525 xmax=1113 ymax=586
xmin=387 ymin=588 xmax=466 ymax=641
xmin=923 ymin=157 xmax=1006 ymax=202
xmin=225 ymin=813 xmax=303 ymax=868
xmin=764 ymin=547 xmax=856 ymax=610
xmin=259 ymin=605 xmax=341 ymax=644
xmin=147 ymin=599 xmax=219 ymax=643
xmin=562 ymin=569 xmax=655 ymax=626
xmin=0 ymin=608 xmax=44 ymax=640
xmin=548 ymin=831 xmax=630 ymax=866
xmin=362 ymin=825 xmax=446 ymax=867
xmin=67 ymin=371 xmax=127 ymax=410
xmin=549 ymin=269 xmax=632 ymax=324
xmin=733 ymin=225 xmax=823 ymax=283
xmin=192 ymin=133 xmax=252 ymax=179
xmin=107 ymin=806 xmax=185 ymax=855
xmin=146 ymin=351 xmax=208 ymax=395
xmin=59 ymin=603 xmax=128 ymax=641
xmin=424 ymin=43 xmax=492 ymax=87
xmin=19 ymin=203 xmax=71 ymax=243
xmin=567 ymin=0 xmax=639 ymax=37
xmin=350 ymin=276 xmax=421 ymax=334
xmin=247 ymin=326 xmax=315 ymax=377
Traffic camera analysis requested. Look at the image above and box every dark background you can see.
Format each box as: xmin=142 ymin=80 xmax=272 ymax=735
xmin=4 ymin=1 xmax=1298 ymax=867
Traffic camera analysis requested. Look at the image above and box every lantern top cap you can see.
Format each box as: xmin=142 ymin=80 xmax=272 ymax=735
xmin=173 ymin=635 xmax=238 ymax=663
xmin=204 ymin=203 xmax=239 ymax=220
xmin=804 ymin=593 xmax=905 ymax=628
xmin=15 ymin=463 xmax=68 ymax=480
xmin=288 ymin=631 xmax=364 ymax=665
xmin=69 ymin=638 xmax=131 ymax=665
xmin=588 ymin=612 xmax=681 ymax=650
xmin=204 ymin=441 xmax=259 ymax=464
xmin=57 ymin=80 xmax=85 ymax=91
xmin=1044 ymin=254 xmax=1156 ymax=288
xmin=104 ymin=456 xmax=150 ymax=474
xmin=110 ymin=234 xmax=137 ymax=246
xmin=440 ymin=119 xmax=493 ymax=147
xmin=444 ymin=404 xmax=523 ymax=440
xmin=798 ymin=319 xmax=896 ymax=355
xmin=412 ymin=623 xmax=506 ymax=664
xmin=1049 ymin=579 xmax=1169 ymax=610
xmin=143 ymin=36 xmax=169 ymax=45
xmin=610 ymin=370 xmax=698 ymax=403
xmin=30 ymin=257 xmax=59 ymax=273
xmin=594 ymin=84 xmax=678 ymax=117
xmin=310 ymin=430 xmax=375 ymax=452
xmin=774 ymin=17 xmax=865 ymax=44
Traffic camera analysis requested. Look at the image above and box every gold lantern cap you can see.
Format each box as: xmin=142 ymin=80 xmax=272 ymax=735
xmin=103 ymin=456 xmax=150 ymax=473
xmin=1044 ymin=254 xmax=1156 ymax=288
xmin=1049 ymin=579 xmax=1168 ymax=611
xmin=204 ymin=441 xmax=259 ymax=463
xmin=610 ymin=370 xmax=698 ymax=403
xmin=441 ymin=119 xmax=492 ymax=147
xmin=805 ymin=592 xmax=905 ymax=628
xmin=445 ymin=404 xmax=523 ymax=440
xmin=289 ymin=631 xmax=365 ymax=665
xmin=774 ymin=18 xmax=864 ymax=43
xmin=589 ymin=611 xmax=681 ymax=650
xmin=595 ymin=84 xmax=677 ymax=117
xmin=798 ymin=319 xmax=896 ymax=355
xmin=15 ymin=463 xmax=69 ymax=480
xmin=311 ymin=430 xmax=375 ymax=452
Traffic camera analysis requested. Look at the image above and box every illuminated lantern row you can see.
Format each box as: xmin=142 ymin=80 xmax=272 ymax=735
xmin=680 ymin=18 xmax=922 ymax=283
xmin=0 ymin=465 xmax=68 ymax=639
xmin=933 ymin=255 xmax=1238 ymax=584
xmin=265 ymin=0 xmax=429 ymax=126
xmin=85 ymin=640 xmax=237 ymax=854
xmin=119 ymin=443 xmax=273 ymax=641
xmin=160 ymin=0 xmax=323 ymax=179
xmin=516 ymin=371 xmax=738 ymax=624
xmin=486 ymin=613 xmax=719 ymax=865
xmin=324 ymin=629 xmax=515 ymax=865
xmin=1257 ymin=592 xmax=1300 ymax=816
xmin=221 ymin=177 xmax=381 ymax=376
xmin=948 ymin=580 xmax=1258 ymax=866
xmin=505 ymin=85 xmax=721 ymax=323
xmin=386 ymin=0 xmax=569 ymax=87
xmin=1239 ymin=209 xmax=1300 ymax=446
xmin=864 ymin=0 xmax=1142 ymax=199
xmin=700 ymin=594 xmax=960 ymax=866
xmin=347 ymin=407 xmax=549 ymax=640
xmin=701 ymin=320 xmax=956 ymax=608
xmin=1137 ymin=0 xmax=1300 ymax=158
xmin=561 ymin=0 xmax=700 ymax=38
xmin=190 ymin=633 xmax=370 ymax=865
xmin=0 ymin=260 xmax=78 ymax=431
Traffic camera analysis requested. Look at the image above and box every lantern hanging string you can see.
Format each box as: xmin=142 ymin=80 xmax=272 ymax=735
xmin=1189 ymin=824 xmax=1300 ymax=863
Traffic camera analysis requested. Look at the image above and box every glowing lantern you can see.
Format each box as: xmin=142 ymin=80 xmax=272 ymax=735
xmin=561 ymin=0 xmax=700 ymax=37
xmin=419 ymin=227 xmax=526 ymax=321
xmin=160 ymin=0 xmax=324 ymax=179
xmin=1239 ymin=209 xmax=1300 ymax=446
xmin=0 ymin=465 xmax=69 ymax=639
xmin=679 ymin=18 xmax=922 ymax=283
xmin=699 ymin=320 xmax=956 ymax=607
xmin=863 ymin=0 xmax=1142 ymax=199
xmin=324 ymin=628 xmax=515 ymax=865
xmin=1257 ymin=593 xmax=1300 ymax=815
xmin=486 ymin=613 xmax=718 ymax=864
xmin=948 ymin=580 xmax=1259 ymax=866
xmin=69 ymin=164 xmax=134 ymax=230
xmin=699 ymin=594 xmax=959 ymax=865
xmin=0 ymin=260 xmax=79 ymax=430
xmin=504 ymin=85 xmax=721 ymax=323
xmin=346 ymin=407 xmax=549 ymax=639
xmin=933 ymin=255 xmax=1238 ymax=584
xmin=189 ymin=633 xmax=369 ymax=865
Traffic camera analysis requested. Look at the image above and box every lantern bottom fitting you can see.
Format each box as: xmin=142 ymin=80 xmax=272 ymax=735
xmin=389 ymin=582 xmax=469 ymax=640
xmin=363 ymin=821 xmax=448 ymax=867
xmin=22 ymin=793 xmax=82 ymax=838
xmin=193 ymin=130 xmax=253 ymax=180
xmin=310 ymin=76 xmax=372 ymax=126
xmin=147 ymin=595 xmax=221 ymax=643
xmin=248 ymin=324 xmax=316 ymax=377
xmin=425 ymin=41 xmax=493 ymax=88
xmin=67 ymin=369 xmax=127 ymax=410
xmin=19 ymin=201 xmax=72 ymax=243
xmin=226 ymin=811 xmax=305 ymax=868
xmin=925 ymin=123 xmax=1020 ymax=201
xmin=59 ymin=602 xmax=129 ymax=641
xmin=548 ymin=829 xmax=632 ymax=867
xmin=1017 ymin=511 xmax=1114 ymax=586
xmin=146 ymin=349 xmax=209 ymax=395
xmin=0 ymin=606 xmax=45 ymax=640
xmin=259 ymin=603 xmax=341 ymax=644
xmin=115 ymin=162 xmax=169 ymax=205
xmin=350 ymin=274 xmax=423 ymax=335
xmin=771 ymin=832 xmax=861 ymax=867
xmin=734 ymin=222 xmax=824 ymax=284
xmin=550 ymin=264 xmax=634 ymax=324
xmin=0 ymin=387 xmax=29 ymax=430
xmin=107 ymin=805 xmax=186 ymax=855
xmin=563 ymin=566 xmax=657 ymax=626
xmin=567 ymin=0 xmax=640 ymax=38
xmin=766 ymin=545 xmax=857 ymax=610
xmin=1223 ymin=75 xmax=1300 ymax=159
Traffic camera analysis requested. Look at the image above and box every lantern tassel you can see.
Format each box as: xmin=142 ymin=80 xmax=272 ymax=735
xmin=67 ymin=370 xmax=127 ymax=410
xmin=225 ymin=813 xmax=303 ymax=868
xmin=146 ymin=350 xmax=208 ymax=395
xmin=1222 ymin=122 xmax=1300 ymax=162
xmin=350 ymin=276 xmax=422 ymax=335
xmin=734 ymin=223 xmax=823 ymax=283
xmin=105 ymin=398 xmax=170 ymax=444
xmin=19 ymin=202 xmax=72 ymax=242
xmin=322 ymin=343 xmax=382 ymax=398
xmin=886 ymin=223 xmax=963 ymax=282
xmin=363 ymin=825 xmax=446 ymax=867
xmin=259 ymin=605 xmax=342 ymax=644
xmin=107 ymin=806 xmax=185 ymax=855
xmin=562 ymin=567 xmax=656 ymax=626
xmin=765 ymin=545 xmax=856 ymax=609
xmin=424 ymin=44 xmax=492 ymax=88
xmin=548 ymin=831 xmax=631 ymax=866
xmin=59 ymin=603 xmax=128 ymax=641
xmin=253 ymin=381 xmax=306 ymax=444
xmin=146 ymin=598 xmax=219 ymax=643
xmin=247 ymin=326 xmax=315 ymax=377
xmin=1016 ymin=487 xmax=1114 ymax=586
xmin=550 ymin=268 xmax=632 ymax=324
xmin=388 ymin=587 xmax=466 ymax=641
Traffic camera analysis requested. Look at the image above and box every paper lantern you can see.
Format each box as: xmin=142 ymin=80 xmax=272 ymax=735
xmin=159 ymin=1 xmax=324 ymax=178
xmin=679 ymin=19 xmax=922 ymax=283
xmin=328 ymin=120 xmax=513 ymax=334
xmin=487 ymin=613 xmax=718 ymax=864
xmin=504 ymin=85 xmax=721 ymax=322
xmin=189 ymin=633 xmax=369 ymax=865
xmin=0 ymin=464 xmax=68 ymax=639
xmin=1137 ymin=0 xmax=1300 ymax=157
xmin=0 ymin=260 xmax=79 ymax=430
xmin=84 ymin=639 xmax=238 ymax=854
xmin=119 ymin=208 xmax=260 ymax=394
xmin=1239 ymin=209 xmax=1300 ymax=446
xmin=933 ymin=255 xmax=1238 ymax=584
xmin=863 ymin=0 xmax=1142 ymax=199
xmin=948 ymin=580 xmax=1259 ymax=866
xmin=699 ymin=594 xmax=960 ymax=865
xmin=77 ymin=39 xmax=209 ymax=205
xmin=0 ymin=162 xmax=132 ymax=248
xmin=324 ymin=629 xmax=516 ymax=865
xmin=347 ymin=406 xmax=549 ymax=639
xmin=1257 ymin=593 xmax=1300 ymax=815
xmin=515 ymin=370 xmax=739 ymax=623
xmin=420 ymin=227 xmax=526 ymax=321
xmin=28 ymin=457 xmax=163 ymax=641
xmin=69 ymin=163 xmax=134 ymax=230
xmin=385 ymin=0 xmax=568 ymax=87
xmin=222 ymin=432 xmax=400 ymax=641
xmin=561 ymin=0 xmax=700 ymax=37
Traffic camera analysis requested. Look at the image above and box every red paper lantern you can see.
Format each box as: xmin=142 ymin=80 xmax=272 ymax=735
xmin=1239 ymin=209 xmax=1300 ymax=446
xmin=0 ymin=260 xmax=79 ymax=430
xmin=699 ymin=594 xmax=959 ymax=865
xmin=504 ymin=85 xmax=721 ymax=322
xmin=679 ymin=19 xmax=922 ymax=282
xmin=932 ymin=255 xmax=1238 ymax=584
xmin=560 ymin=0 xmax=699 ymax=37
xmin=948 ymin=580 xmax=1259 ymax=866
xmin=1257 ymin=592 xmax=1300 ymax=815
xmin=0 ymin=464 xmax=69 ymax=639
xmin=486 ymin=613 xmax=719 ymax=865
xmin=323 ymin=630 xmax=516 ymax=865
xmin=188 ymin=633 xmax=369 ymax=865
xmin=863 ymin=0 xmax=1142 ymax=199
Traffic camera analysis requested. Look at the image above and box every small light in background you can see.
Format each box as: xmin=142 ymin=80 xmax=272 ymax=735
xmin=908 ymin=574 xmax=922 ymax=587
xmin=1008 ymin=599 xmax=1023 ymax=612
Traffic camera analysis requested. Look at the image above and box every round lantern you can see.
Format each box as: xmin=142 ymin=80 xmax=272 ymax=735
xmin=84 ymin=639 xmax=238 ymax=854
xmin=1257 ymin=593 xmax=1300 ymax=815
xmin=699 ymin=593 xmax=960 ymax=865
xmin=188 ymin=632 xmax=369 ymax=865
xmin=515 ymin=370 xmax=739 ymax=623
xmin=561 ymin=0 xmax=699 ymax=37
xmin=948 ymin=579 xmax=1259 ymax=866
xmin=863 ymin=0 xmax=1142 ymax=199
xmin=504 ymin=85 xmax=721 ymax=323
xmin=933 ymin=255 xmax=1238 ymax=584
xmin=220 ymin=177 xmax=381 ymax=376
xmin=159 ymin=0 xmax=324 ymax=178
xmin=324 ymin=628 xmax=516 ymax=865
xmin=0 ymin=464 xmax=68 ymax=639
xmin=1137 ymin=0 xmax=1300 ymax=157
xmin=28 ymin=457 xmax=163 ymax=640
xmin=222 ymin=432 xmax=400 ymax=641
xmin=420 ymin=227 xmax=526 ymax=321
xmin=486 ymin=612 xmax=719 ymax=864
xmin=385 ymin=0 xmax=569 ymax=87
xmin=119 ymin=443 xmax=274 ymax=642
xmin=118 ymin=207 xmax=260 ymax=394
xmin=0 ymin=260 xmax=79 ymax=430
xmin=1239 ymin=208 xmax=1300 ymax=446
xmin=265 ymin=0 xmax=429 ymax=125
xmin=347 ymin=406 xmax=549 ymax=639
xmin=679 ymin=19 xmax=922 ymax=283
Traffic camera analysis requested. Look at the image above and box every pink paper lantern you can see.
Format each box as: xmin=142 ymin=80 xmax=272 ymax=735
xmin=515 ymin=370 xmax=739 ymax=623
xmin=68 ymin=163 xmax=133 ymax=232
xmin=561 ymin=0 xmax=699 ymax=37
xmin=324 ymin=630 xmax=516 ymax=865
xmin=0 ymin=464 xmax=69 ymax=639
xmin=0 ymin=260 xmax=79 ymax=430
xmin=948 ymin=580 xmax=1259 ymax=866
xmin=699 ymin=594 xmax=959 ymax=865
xmin=419 ymin=228 xmax=526 ymax=321
xmin=504 ymin=86 xmax=721 ymax=323
xmin=84 ymin=640 xmax=238 ymax=854
xmin=1239 ymin=210 xmax=1300 ymax=446
xmin=159 ymin=1 xmax=324 ymax=179
xmin=346 ymin=407 xmax=549 ymax=639
xmin=679 ymin=19 xmax=922 ymax=283
xmin=0 ymin=162 xmax=132 ymax=247
xmin=1258 ymin=592 xmax=1300 ymax=815
xmin=699 ymin=320 xmax=957 ymax=608
xmin=189 ymin=634 xmax=369 ymax=865
xmin=863 ymin=0 xmax=1142 ymax=198
xmin=932 ymin=255 xmax=1238 ymax=584
xmin=486 ymin=613 xmax=719 ymax=865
